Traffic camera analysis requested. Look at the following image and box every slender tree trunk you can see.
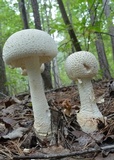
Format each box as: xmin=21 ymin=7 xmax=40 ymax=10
xmin=0 ymin=49 xmax=9 ymax=97
xmin=95 ymin=33 xmax=111 ymax=79
xmin=0 ymin=25 xmax=9 ymax=97
xmin=43 ymin=0 xmax=50 ymax=33
xmin=52 ymin=57 xmax=62 ymax=88
xmin=57 ymin=0 xmax=81 ymax=51
xmin=31 ymin=0 xmax=53 ymax=89
xmin=102 ymin=0 xmax=114 ymax=60
xmin=30 ymin=0 xmax=42 ymax=30
xmin=88 ymin=1 xmax=111 ymax=79
xmin=19 ymin=0 xmax=29 ymax=29
xmin=43 ymin=0 xmax=61 ymax=88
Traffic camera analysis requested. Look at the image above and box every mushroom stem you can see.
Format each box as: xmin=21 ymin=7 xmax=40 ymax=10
xmin=77 ymin=78 xmax=102 ymax=115
xmin=25 ymin=57 xmax=50 ymax=137
xmin=77 ymin=78 xmax=104 ymax=133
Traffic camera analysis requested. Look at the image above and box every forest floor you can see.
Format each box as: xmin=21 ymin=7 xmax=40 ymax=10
xmin=1 ymin=79 xmax=114 ymax=160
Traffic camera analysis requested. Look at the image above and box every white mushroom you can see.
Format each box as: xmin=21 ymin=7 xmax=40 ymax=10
xmin=21 ymin=63 xmax=45 ymax=76
xmin=65 ymin=51 xmax=106 ymax=133
xmin=3 ymin=29 xmax=58 ymax=138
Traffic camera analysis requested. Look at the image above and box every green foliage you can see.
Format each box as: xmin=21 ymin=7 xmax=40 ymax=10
xmin=5 ymin=66 xmax=28 ymax=95
xmin=0 ymin=0 xmax=23 ymax=44
xmin=1 ymin=0 xmax=114 ymax=95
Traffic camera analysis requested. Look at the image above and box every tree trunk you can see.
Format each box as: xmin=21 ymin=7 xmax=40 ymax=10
xmin=43 ymin=0 xmax=50 ymax=33
xmin=0 ymin=26 xmax=9 ymax=97
xmin=19 ymin=0 xmax=29 ymax=29
xmin=95 ymin=33 xmax=111 ymax=79
xmin=57 ymin=0 xmax=81 ymax=51
xmin=52 ymin=57 xmax=62 ymax=88
xmin=102 ymin=0 xmax=114 ymax=60
xmin=31 ymin=0 xmax=53 ymax=89
xmin=43 ymin=0 xmax=61 ymax=88
xmin=0 ymin=48 xmax=9 ymax=97
xmin=88 ymin=1 xmax=111 ymax=79
xmin=30 ymin=0 xmax=41 ymax=30
xmin=41 ymin=63 xmax=53 ymax=90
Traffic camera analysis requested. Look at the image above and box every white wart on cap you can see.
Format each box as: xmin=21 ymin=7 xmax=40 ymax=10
xmin=3 ymin=29 xmax=58 ymax=138
xmin=65 ymin=51 xmax=106 ymax=133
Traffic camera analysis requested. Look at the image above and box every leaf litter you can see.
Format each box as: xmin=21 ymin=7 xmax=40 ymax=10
xmin=0 ymin=80 xmax=114 ymax=159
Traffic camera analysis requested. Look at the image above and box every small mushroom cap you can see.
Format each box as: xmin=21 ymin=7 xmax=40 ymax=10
xmin=3 ymin=29 xmax=58 ymax=68
xmin=65 ymin=51 xmax=99 ymax=80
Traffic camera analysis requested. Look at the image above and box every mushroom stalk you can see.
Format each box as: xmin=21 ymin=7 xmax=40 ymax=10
xmin=77 ymin=78 xmax=104 ymax=133
xmin=25 ymin=57 xmax=50 ymax=136
xmin=77 ymin=78 xmax=102 ymax=116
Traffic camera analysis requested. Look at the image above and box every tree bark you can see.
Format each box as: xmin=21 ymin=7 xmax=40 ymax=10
xmin=43 ymin=0 xmax=61 ymax=88
xmin=19 ymin=0 xmax=29 ymax=29
xmin=88 ymin=1 xmax=111 ymax=79
xmin=57 ymin=0 xmax=81 ymax=51
xmin=102 ymin=0 xmax=114 ymax=60
xmin=95 ymin=32 xmax=111 ymax=79
xmin=30 ymin=0 xmax=42 ymax=30
xmin=0 ymin=47 xmax=9 ymax=97
xmin=52 ymin=57 xmax=62 ymax=88
xmin=31 ymin=0 xmax=53 ymax=89
xmin=0 ymin=25 xmax=9 ymax=97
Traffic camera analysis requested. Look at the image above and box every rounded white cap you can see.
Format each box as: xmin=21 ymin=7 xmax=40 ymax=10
xmin=3 ymin=29 xmax=58 ymax=68
xmin=65 ymin=51 xmax=99 ymax=80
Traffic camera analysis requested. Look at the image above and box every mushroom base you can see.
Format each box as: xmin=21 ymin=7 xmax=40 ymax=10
xmin=34 ymin=122 xmax=51 ymax=137
xmin=77 ymin=113 xmax=106 ymax=133
xmin=34 ymin=123 xmax=56 ymax=143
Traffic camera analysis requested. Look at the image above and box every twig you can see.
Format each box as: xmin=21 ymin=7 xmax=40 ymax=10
xmin=99 ymin=0 xmax=108 ymax=20
xmin=10 ymin=141 xmax=24 ymax=155
xmin=0 ymin=149 xmax=12 ymax=159
xmin=107 ymin=113 xmax=114 ymax=119
xmin=13 ymin=144 xmax=114 ymax=159
xmin=94 ymin=31 xmax=114 ymax=37
xmin=0 ymin=92 xmax=8 ymax=97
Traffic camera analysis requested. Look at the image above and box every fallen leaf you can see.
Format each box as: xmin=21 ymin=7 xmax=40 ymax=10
xmin=61 ymin=99 xmax=72 ymax=116
xmin=3 ymin=127 xmax=28 ymax=139
xmin=1 ymin=117 xmax=17 ymax=127
xmin=2 ymin=104 xmax=24 ymax=116
xmin=0 ymin=123 xmax=8 ymax=136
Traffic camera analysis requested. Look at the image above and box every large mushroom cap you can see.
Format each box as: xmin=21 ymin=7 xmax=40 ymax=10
xmin=65 ymin=51 xmax=99 ymax=80
xmin=3 ymin=29 xmax=58 ymax=68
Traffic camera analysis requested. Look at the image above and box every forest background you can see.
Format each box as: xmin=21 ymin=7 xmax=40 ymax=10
xmin=0 ymin=0 xmax=114 ymax=97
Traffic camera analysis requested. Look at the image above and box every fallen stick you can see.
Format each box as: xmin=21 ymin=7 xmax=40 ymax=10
xmin=13 ymin=144 xmax=114 ymax=159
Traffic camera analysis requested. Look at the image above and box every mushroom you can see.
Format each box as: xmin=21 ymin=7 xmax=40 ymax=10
xmin=3 ymin=29 xmax=58 ymax=138
xmin=65 ymin=51 xmax=106 ymax=133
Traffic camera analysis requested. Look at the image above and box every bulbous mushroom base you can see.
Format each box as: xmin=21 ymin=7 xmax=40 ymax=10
xmin=34 ymin=122 xmax=51 ymax=140
xmin=77 ymin=112 xmax=106 ymax=133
